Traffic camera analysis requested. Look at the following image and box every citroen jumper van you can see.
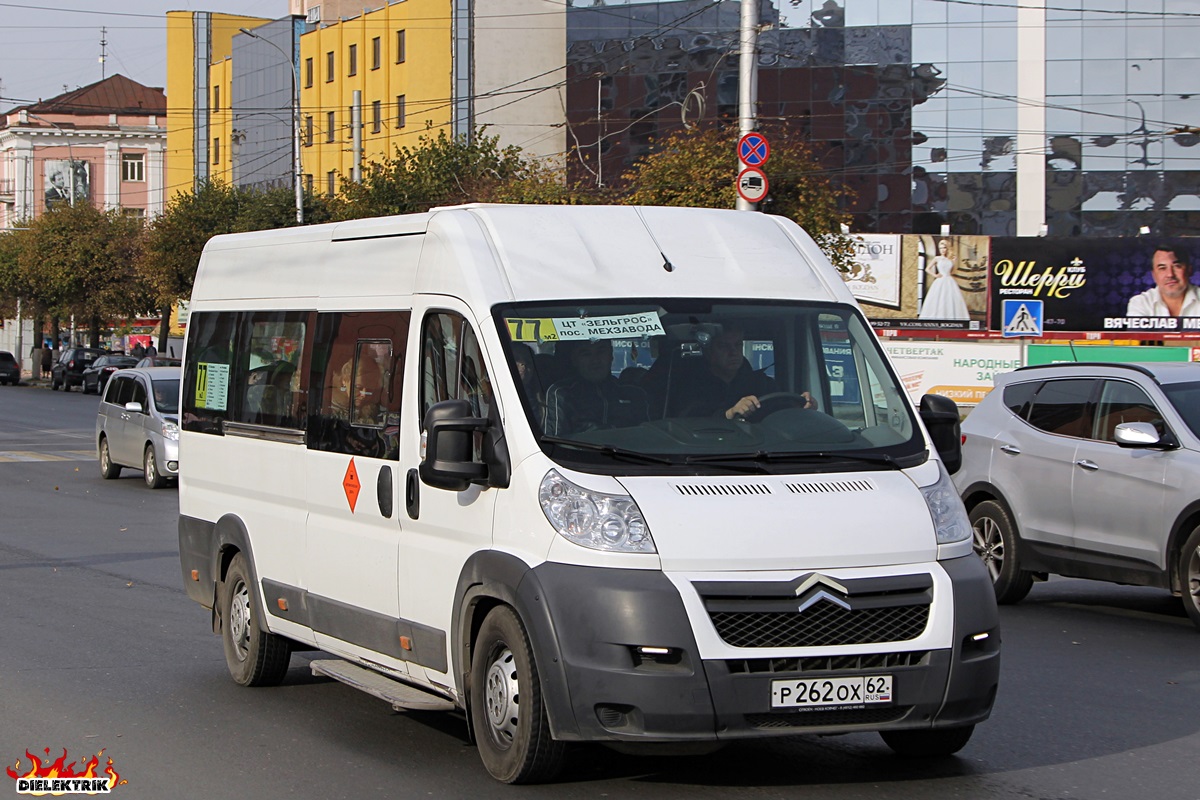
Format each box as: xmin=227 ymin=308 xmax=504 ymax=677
xmin=178 ymin=205 xmax=998 ymax=784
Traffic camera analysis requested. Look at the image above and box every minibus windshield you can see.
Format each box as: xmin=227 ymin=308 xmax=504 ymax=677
xmin=494 ymin=300 xmax=926 ymax=472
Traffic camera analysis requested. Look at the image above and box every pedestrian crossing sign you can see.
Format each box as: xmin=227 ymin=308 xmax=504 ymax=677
xmin=1002 ymin=300 xmax=1043 ymax=337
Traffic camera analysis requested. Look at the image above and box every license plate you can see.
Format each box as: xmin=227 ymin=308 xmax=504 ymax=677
xmin=770 ymin=675 xmax=893 ymax=710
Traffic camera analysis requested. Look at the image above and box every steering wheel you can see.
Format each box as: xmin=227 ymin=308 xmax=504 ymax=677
xmin=753 ymin=391 xmax=814 ymax=414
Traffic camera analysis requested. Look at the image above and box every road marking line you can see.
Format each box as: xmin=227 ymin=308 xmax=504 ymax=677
xmin=0 ymin=450 xmax=91 ymax=462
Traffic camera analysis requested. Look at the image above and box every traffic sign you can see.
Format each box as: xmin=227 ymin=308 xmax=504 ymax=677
xmin=738 ymin=132 xmax=770 ymax=167
xmin=736 ymin=167 xmax=769 ymax=204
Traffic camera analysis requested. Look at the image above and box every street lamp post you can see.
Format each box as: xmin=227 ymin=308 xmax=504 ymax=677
xmin=240 ymin=27 xmax=304 ymax=224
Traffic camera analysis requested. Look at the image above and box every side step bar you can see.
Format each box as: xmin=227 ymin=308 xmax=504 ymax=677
xmin=310 ymin=659 xmax=457 ymax=713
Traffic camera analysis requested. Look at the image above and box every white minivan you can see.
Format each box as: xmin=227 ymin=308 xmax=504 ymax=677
xmin=178 ymin=205 xmax=998 ymax=784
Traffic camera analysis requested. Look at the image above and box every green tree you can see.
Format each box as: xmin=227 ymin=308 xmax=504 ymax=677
xmin=616 ymin=124 xmax=856 ymax=270
xmin=17 ymin=204 xmax=153 ymax=347
xmin=338 ymin=129 xmax=578 ymax=218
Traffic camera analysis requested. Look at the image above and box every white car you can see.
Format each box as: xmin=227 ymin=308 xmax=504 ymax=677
xmin=954 ymin=361 xmax=1200 ymax=627
xmin=96 ymin=366 xmax=181 ymax=489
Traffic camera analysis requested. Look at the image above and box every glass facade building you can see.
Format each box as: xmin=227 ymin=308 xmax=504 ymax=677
xmin=567 ymin=0 xmax=1200 ymax=236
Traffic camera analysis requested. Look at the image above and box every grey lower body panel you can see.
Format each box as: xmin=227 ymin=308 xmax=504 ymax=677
xmin=527 ymin=555 xmax=999 ymax=742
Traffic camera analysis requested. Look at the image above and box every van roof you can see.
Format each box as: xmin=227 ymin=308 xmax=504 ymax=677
xmin=192 ymin=205 xmax=852 ymax=310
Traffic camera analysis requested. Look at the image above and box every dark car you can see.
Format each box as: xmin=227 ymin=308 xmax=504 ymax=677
xmin=51 ymin=347 xmax=109 ymax=391
xmin=81 ymin=355 xmax=139 ymax=395
xmin=0 ymin=351 xmax=19 ymax=385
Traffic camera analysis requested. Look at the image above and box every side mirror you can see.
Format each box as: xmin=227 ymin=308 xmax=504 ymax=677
xmin=1114 ymin=421 xmax=1176 ymax=450
xmin=418 ymin=399 xmax=488 ymax=492
xmin=919 ymin=393 xmax=962 ymax=474
xmin=124 ymin=401 xmax=144 ymax=414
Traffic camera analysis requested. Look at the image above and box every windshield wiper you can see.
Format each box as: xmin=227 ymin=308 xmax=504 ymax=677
xmin=684 ymin=450 xmax=902 ymax=469
xmin=541 ymin=436 xmax=674 ymax=464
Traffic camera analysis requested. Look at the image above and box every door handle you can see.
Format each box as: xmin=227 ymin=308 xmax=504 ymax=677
xmin=1075 ymin=459 xmax=1099 ymax=471
xmin=377 ymin=465 xmax=393 ymax=518
xmin=1000 ymin=444 xmax=1020 ymax=455
xmin=405 ymin=468 xmax=420 ymax=520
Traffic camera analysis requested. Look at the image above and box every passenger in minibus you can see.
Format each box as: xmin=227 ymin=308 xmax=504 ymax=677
xmin=542 ymin=339 xmax=649 ymax=435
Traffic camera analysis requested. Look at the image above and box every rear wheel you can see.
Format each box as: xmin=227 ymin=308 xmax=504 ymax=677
xmin=881 ymin=725 xmax=975 ymax=757
xmin=98 ymin=437 xmax=121 ymax=480
xmin=970 ymin=500 xmax=1033 ymax=604
xmin=51 ymin=375 xmax=60 ymax=390
xmin=82 ymin=377 xmax=94 ymax=395
xmin=1178 ymin=524 xmax=1200 ymax=630
xmin=143 ymin=445 xmax=167 ymax=489
xmin=218 ymin=553 xmax=291 ymax=686
xmin=470 ymin=606 xmax=565 ymax=784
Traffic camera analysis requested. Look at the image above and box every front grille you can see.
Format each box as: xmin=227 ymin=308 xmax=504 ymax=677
xmin=710 ymin=604 xmax=929 ymax=648
xmin=746 ymin=707 xmax=909 ymax=729
xmin=726 ymin=651 xmax=930 ymax=675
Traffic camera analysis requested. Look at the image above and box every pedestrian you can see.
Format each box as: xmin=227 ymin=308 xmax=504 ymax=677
xmin=145 ymin=341 xmax=158 ymax=360
xmin=132 ymin=341 xmax=145 ymax=359
xmin=41 ymin=347 xmax=52 ymax=379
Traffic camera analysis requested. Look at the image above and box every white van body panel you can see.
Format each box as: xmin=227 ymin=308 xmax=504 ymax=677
xmin=618 ymin=471 xmax=936 ymax=573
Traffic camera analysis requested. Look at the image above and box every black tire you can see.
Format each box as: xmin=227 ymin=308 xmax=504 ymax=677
xmin=98 ymin=437 xmax=121 ymax=480
xmin=970 ymin=500 xmax=1033 ymax=604
xmin=1178 ymin=524 xmax=1200 ymax=631
xmin=218 ymin=553 xmax=292 ymax=687
xmin=143 ymin=445 xmax=167 ymax=489
xmin=51 ymin=375 xmax=60 ymax=390
xmin=82 ymin=377 xmax=94 ymax=395
xmin=880 ymin=725 xmax=975 ymax=757
xmin=470 ymin=606 xmax=565 ymax=784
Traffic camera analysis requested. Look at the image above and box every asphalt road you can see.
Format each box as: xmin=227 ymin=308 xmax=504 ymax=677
xmin=2 ymin=383 xmax=1199 ymax=799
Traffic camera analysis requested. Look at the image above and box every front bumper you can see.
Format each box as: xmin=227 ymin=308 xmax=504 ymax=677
xmin=522 ymin=556 xmax=999 ymax=742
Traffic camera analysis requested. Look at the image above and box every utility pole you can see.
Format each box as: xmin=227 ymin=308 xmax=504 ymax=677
xmin=736 ymin=0 xmax=759 ymax=211
xmin=99 ymin=28 xmax=108 ymax=80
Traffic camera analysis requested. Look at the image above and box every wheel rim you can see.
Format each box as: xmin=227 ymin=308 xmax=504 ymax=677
xmin=973 ymin=516 xmax=1003 ymax=582
xmin=229 ymin=578 xmax=251 ymax=662
xmin=1187 ymin=542 xmax=1200 ymax=613
xmin=100 ymin=441 xmax=110 ymax=472
xmin=483 ymin=647 xmax=520 ymax=749
xmin=145 ymin=449 xmax=157 ymax=485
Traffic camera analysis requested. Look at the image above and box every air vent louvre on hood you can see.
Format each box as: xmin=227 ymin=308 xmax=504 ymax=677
xmin=785 ymin=479 xmax=875 ymax=494
xmin=673 ymin=483 xmax=772 ymax=496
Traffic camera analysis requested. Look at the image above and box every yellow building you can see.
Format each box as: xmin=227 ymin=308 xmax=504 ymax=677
xmin=300 ymin=1 xmax=453 ymax=194
xmin=165 ymin=11 xmax=271 ymax=198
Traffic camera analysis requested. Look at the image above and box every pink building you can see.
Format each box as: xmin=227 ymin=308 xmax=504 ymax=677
xmin=0 ymin=74 xmax=167 ymax=229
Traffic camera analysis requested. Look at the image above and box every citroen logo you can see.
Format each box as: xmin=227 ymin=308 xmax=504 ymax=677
xmin=793 ymin=573 xmax=851 ymax=612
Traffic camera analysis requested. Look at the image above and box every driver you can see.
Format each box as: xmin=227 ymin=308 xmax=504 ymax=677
xmin=687 ymin=326 xmax=813 ymax=420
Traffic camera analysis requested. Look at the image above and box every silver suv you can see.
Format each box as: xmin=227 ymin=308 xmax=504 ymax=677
xmin=96 ymin=367 xmax=181 ymax=489
xmin=954 ymin=362 xmax=1200 ymax=628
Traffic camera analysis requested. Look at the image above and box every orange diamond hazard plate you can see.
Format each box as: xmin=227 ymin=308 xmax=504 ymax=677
xmin=343 ymin=458 xmax=361 ymax=512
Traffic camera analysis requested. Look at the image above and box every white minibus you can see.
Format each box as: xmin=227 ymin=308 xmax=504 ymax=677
xmin=178 ymin=205 xmax=998 ymax=783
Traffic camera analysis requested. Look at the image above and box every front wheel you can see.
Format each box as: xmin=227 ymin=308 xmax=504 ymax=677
xmin=51 ymin=375 xmax=60 ymax=390
xmin=970 ymin=500 xmax=1033 ymax=604
xmin=880 ymin=725 xmax=975 ymax=757
xmin=143 ymin=445 xmax=167 ymax=489
xmin=1178 ymin=525 xmax=1200 ymax=630
xmin=218 ymin=553 xmax=291 ymax=686
xmin=470 ymin=606 xmax=565 ymax=784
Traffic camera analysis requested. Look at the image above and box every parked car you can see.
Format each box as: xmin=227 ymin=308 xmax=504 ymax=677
xmin=135 ymin=356 xmax=182 ymax=368
xmin=51 ymin=347 xmax=109 ymax=391
xmin=955 ymin=362 xmax=1200 ymax=628
xmin=81 ymin=355 xmax=139 ymax=395
xmin=0 ymin=351 xmax=19 ymax=385
xmin=96 ymin=366 xmax=181 ymax=489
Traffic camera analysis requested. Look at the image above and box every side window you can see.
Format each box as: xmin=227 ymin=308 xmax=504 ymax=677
xmin=236 ymin=312 xmax=310 ymax=429
xmin=112 ymin=376 xmax=135 ymax=406
xmin=1093 ymin=380 xmax=1165 ymax=442
xmin=1027 ymin=379 xmax=1094 ymax=438
xmin=1003 ymin=380 xmax=1039 ymax=419
xmin=419 ymin=311 xmax=492 ymax=432
xmin=183 ymin=311 xmax=238 ymax=434
xmin=308 ymin=311 xmax=408 ymax=460
xmin=130 ymin=379 xmax=148 ymax=409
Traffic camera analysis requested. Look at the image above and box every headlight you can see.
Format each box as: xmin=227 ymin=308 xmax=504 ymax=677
xmin=921 ymin=462 xmax=971 ymax=545
xmin=161 ymin=420 xmax=180 ymax=441
xmin=539 ymin=470 xmax=655 ymax=554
